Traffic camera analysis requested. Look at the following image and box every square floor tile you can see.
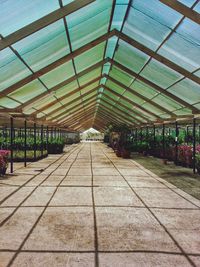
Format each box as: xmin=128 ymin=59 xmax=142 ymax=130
xmin=94 ymin=187 xmax=143 ymax=206
xmin=1 ymin=187 xmax=35 ymax=207
xmin=50 ymin=187 xmax=92 ymax=206
xmin=168 ymin=229 xmax=200 ymax=254
xmin=0 ymin=207 xmax=43 ymax=250
xmin=61 ymin=176 xmax=92 ymax=186
xmin=125 ymin=176 xmax=167 ymax=188
xmin=134 ymin=188 xmax=197 ymax=209
xmin=23 ymin=207 xmax=94 ymax=251
xmin=152 ymin=209 xmax=200 ymax=230
xmin=93 ymin=176 xmax=127 ymax=187
xmin=22 ymin=187 xmax=56 ymax=206
xmin=189 ymin=256 xmax=200 ymax=267
xmin=41 ymin=176 xmax=64 ymax=186
xmin=25 ymin=175 xmax=48 ymax=186
xmin=96 ymin=207 xmax=179 ymax=252
xmin=12 ymin=252 xmax=95 ymax=267
xmin=0 ymin=187 xmax=18 ymax=202
xmin=93 ymin=168 xmax=119 ymax=176
xmin=118 ymin=169 xmax=149 ymax=176
xmin=99 ymin=253 xmax=191 ymax=267
xmin=68 ymin=168 xmax=92 ymax=176
xmin=0 ymin=207 xmax=15 ymax=223
xmin=0 ymin=175 xmax=34 ymax=186
xmin=0 ymin=252 xmax=15 ymax=267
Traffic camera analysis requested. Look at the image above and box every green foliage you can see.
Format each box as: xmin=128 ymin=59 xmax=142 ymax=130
xmin=0 ymin=136 xmax=65 ymax=154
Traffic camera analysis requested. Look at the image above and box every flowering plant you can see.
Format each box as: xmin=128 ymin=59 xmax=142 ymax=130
xmin=0 ymin=150 xmax=10 ymax=170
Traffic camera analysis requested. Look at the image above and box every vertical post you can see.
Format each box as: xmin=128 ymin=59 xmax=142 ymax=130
xmin=135 ymin=128 xmax=137 ymax=142
xmin=193 ymin=118 xmax=196 ymax=174
xmin=34 ymin=123 xmax=36 ymax=161
xmin=153 ymin=125 xmax=156 ymax=144
xmin=146 ymin=126 xmax=149 ymax=141
xmin=186 ymin=125 xmax=189 ymax=145
xmin=41 ymin=125 xmax=44 ymax=157
xmin=46 ymin=126 xmax=49 ymax=155
xmin=10 ymin=117 xmax=14 ymax=173
xmin=162 ymin=124 xmax=165 ymax=158
xmin=24 ymin=120 xmax=27 ymax=167
xmin=175 ymin=121 xmax=178 ymax=165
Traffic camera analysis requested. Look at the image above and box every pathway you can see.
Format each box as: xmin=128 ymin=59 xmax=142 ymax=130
xmin=0 ymin=142 xmax=200 ymax=267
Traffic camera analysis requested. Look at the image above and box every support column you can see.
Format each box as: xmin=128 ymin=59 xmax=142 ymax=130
xmin=34 ymin=123 xmax=36 ymax=161
xmin=186 ymin=125 xmax=189 ymax=145
xmin=41 ymin=125 xmax=44 ymax=157
xmin=175 ymin=121 xmax=178 ymax=165
xmin=193 ymin=118 xmax=196 ymax=174
xmin=162 ymin=124 xmax=165 ymax=159
xmin=24 ymin=120 xmax=27 ymax=167
xmin=46 ymin=126 xmax=49 ymax=155
xmin=10 ymin=117 xmax=14 ymax=173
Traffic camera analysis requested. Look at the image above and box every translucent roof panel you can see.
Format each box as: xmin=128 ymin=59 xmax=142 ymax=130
xmin=8 ymin=80 xmax=47 ymax=103
xmin=74 ymin=42 xmax=105 ymax=72
xmin=123 ymin=2 xmax=180 ymax=51
xmin=80 ymin=82 xmax=99 ymax=95
xmin=123 ymin=91 xmax=144 ymax=105
xmin=140 ymin=59 xmax=183 ymax=88
xmin=13 ymin=20 xmax=69 ymax=72
xmin=0 ymin=97 xmax=20 ymax=108
xmin=0 ymin=48 xmax=31 ymax=92
xmin=114 ymin=40 xmax=150 ymax=73
xmin=111 ymin=1 xmax=129 ymax=31
xmin=168 ymin=79 xmax=200 ymax=105
xmin=105 ymin=37 xmax=118 ymax=59
xmin=158 ymin=29 xmax=200 ymax=72
xmin=105 ymin=80 xmax=125 ymax=95
xmin=43 ymin=102 xmax=63 ymax=115
xmin=40 ymin=61 xmax=74 ymax=88
xmin=55 ymin=80 xmax=78 ymax=98
xmin=78 ymin=67 xmax=101 ymax=86
xmin=0 ymin=0 xmax=59 ymax=36
xmin=152 ymin=94 xmax=183 ymax=111
xmin=178 ymin=0 xmax=196 ymax=7
xmin=109 ymin=66 xmax=133 ymax=86
xmin=25 ymin=94 xmax=56 ymax=112
xmin=67 ymin=0 xmax=112 ymax=50
xmin=130 ymin=81 xmax=157 ymax=99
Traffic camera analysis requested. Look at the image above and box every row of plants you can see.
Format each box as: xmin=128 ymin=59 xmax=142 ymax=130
xmin=0 ymin=136 xmax=65 ymax=153
xmin=106 ymin=124 xmax=200 ymax=174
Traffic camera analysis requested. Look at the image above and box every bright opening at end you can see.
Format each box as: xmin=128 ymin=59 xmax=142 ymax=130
xmin=80 ymin=128 xmax=104 ymax=141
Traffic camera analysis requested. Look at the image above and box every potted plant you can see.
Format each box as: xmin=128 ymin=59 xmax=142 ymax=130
xmin=196 ymin=154 xmax=200 ymax=174
xmin=0 ymin=150 xmax=10 ymax=175
xmin=121 ymin=141 xmax=132 ymax=159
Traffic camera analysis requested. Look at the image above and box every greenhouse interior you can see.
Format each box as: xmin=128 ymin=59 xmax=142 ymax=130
xmin=0 ymin=0 xmax=200 ymax=266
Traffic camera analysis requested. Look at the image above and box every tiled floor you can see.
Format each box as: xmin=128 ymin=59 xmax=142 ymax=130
xmin=0 ymin=142 xmax=200 ymax=267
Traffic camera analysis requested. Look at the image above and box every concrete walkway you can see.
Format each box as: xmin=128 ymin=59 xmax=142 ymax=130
xmin=0 ymin=142 xmax=200 ymax=267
